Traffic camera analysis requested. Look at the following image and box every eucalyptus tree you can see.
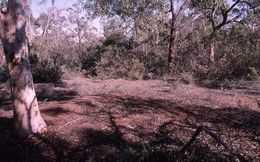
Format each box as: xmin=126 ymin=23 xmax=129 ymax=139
xmin=86 ymin=0 xmax=167 ymax=49
xmin=0 ymin=0 xmax=47 ymax=137
xmin=167 ymin=0 xmax=189 ymax=68
xmin=191 ymin=0 xmax=259 ymax=63
xmin=86 ymin=0 xmax=194 ymax=70
xmin=67 ymin=0 xmax=94 ymax=59
xmin=40 ymin=0 xmax=55 ymax=37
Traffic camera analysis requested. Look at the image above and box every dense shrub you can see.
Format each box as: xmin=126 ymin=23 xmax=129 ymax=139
xmin=82 ymin=32 xmax=168 ymax=79
xmin=0 ymin=65 xmax=8 ymax=83
xmin=0 ymin=53 xmax=64 ymax=84
xmin=30 ymin=54 xmax=63 ymax=83
xmin=171 ymin=25 xmax=260 ymax=82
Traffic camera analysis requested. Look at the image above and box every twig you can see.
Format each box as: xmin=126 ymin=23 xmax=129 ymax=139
xmin=55 ymin=117 xmax=83 ymax=131
xmin=179 ymin=127 xmax=203 ymax=154
xmin=178 ymin=126 xmax=247 ymax=162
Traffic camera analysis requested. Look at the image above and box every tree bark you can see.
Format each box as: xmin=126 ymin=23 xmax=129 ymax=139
xmin=210 ymin=41 xmax=215 ymax=63
xmin=207 ymin=0 xmax=245 ymax=63
xmin=0 ymin=0 xmax=47 ymax=138
xmin=209 ymin=30 xmax=217 ymax=63
xmin=42 ymin=0 xmax=55 ymax=37
xmin=209 ymin=32 xmax=216 ymax=63
xmin=168 ymin=0 xmax=176 ymax=68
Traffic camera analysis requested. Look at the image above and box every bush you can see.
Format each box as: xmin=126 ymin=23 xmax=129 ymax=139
xmin=174 ymin=25 xmax=260 ymax=82
xmin=0 ymin=65 xmax=8 ymax=83
xmin=30 ymin=54 xmax=63 ymax=83
xmin=82 ymin=32 xmax=168 ymax=79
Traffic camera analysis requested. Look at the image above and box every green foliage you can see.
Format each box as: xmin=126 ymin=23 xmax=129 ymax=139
xmin=30 ymin=54 xmax=63 ymax=83
xmin=91 ymin=33 xmax=146 ymax=79
xmin=248 ymin=67 xmax=260 ymax=81
xmin=162 ymin=19 xmax=259 ymax=82
xmin=210 ymin=25 xmax=259 ymax=80
xmin=0 ymin=65 xmax=8 ymax=83
xmin=82 ymin=32 xmax=168 ymax=79
xmin=87 ymin=0 xmax=164 ymax=20
xmin=21 ymin=0 xmax=260 ymax=84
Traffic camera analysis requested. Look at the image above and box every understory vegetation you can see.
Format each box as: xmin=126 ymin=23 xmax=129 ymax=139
xmin=0 ymin=0 xmax=259 ymax=84
xmin=0 ymin=1 xmax=259 ymax=162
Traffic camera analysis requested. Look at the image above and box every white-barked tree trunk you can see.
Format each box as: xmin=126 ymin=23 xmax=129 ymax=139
xmin=0 ymin=0 xmax=47 ymax=137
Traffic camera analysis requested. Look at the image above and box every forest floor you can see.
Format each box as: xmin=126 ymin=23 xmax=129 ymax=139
xmin=0 ymin=75 xmax=259 ymax=162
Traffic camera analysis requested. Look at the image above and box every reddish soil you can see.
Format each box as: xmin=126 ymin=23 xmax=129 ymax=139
xmin=0 ymin=76 xmax=259 ymax=162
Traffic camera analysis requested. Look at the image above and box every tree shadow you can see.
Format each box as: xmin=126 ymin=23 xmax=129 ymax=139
xmin=41 ymin=107 xmax=71 ymax=116
xmin=36 ymin=87 xmax=78 ymax=102
xmin=0 ymin=83 xmax=79 ymax=113
xmin=86 ymin=94 xmax=259 ymax=161
xmin=0 ymin=117 xmax=55 ymax=162
xmin=32 ymin=121 xmax=234 ymax=162
xmin=0 ymin=93 xmax=259 ymax=162
xmin=0 ymin=118 xmax=246 ymax=162
xmin=100 ymin=94 xmax=260 ymax=136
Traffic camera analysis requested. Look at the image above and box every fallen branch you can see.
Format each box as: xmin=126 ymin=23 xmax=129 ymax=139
xmin=178 ymin=126 xmax=247 ymax=162
xmin=56 ymin=117 xmax=83 ymax=131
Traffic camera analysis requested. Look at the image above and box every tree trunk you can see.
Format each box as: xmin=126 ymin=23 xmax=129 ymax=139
xmin=42 ymin=0 xmax=55 ymax=37
xmin=0 ymin=0 xmax=47 ymax=138
xmin=210 ymin=41 xmax=215 ymax=63
xmin=209 ymin=32 xmax=216 ymax=63
xmin=168 ymin=0 xmax=176 ymax=69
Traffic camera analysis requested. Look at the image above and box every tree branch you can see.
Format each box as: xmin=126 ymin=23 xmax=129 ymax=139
xmin=178 ymin=126 xmax=247 ymax=162
xmin=227 ymin=0 xmax=241 ymax=14
xmin=176 ymin=0 xmax=189 ymax=18
xmin=214 ymin=0 xmax=258 ymax=31
xmin=240 ymin=1 xmax=257 ymax=13
xmin=213 ymin=0 xmax=241 ymax=31
xmin=225 ymin=12 xmax=243 ymax=25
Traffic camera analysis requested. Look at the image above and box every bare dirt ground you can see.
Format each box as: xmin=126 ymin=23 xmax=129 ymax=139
xmin=0 ymin=75 xmax=259 ymax=162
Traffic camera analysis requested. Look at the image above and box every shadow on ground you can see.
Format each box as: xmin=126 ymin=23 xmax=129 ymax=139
xmin=0 ymin=89 xmax=259 ymax=162
xmin=35 ymin=84 xmax=79 ymax=102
